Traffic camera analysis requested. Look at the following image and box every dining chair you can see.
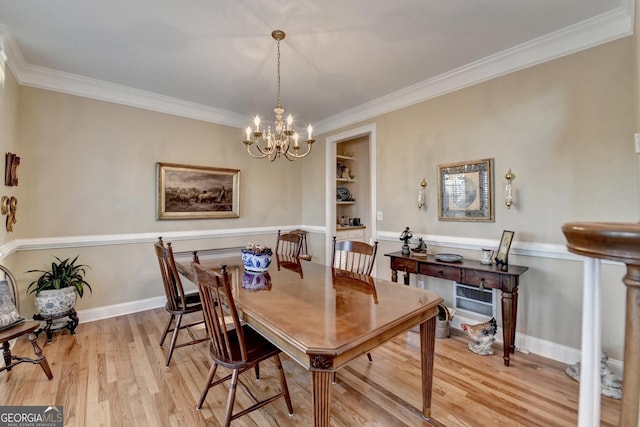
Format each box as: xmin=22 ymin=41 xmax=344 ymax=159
xmin=331 ymin=236 xmax=379 ymax=381
xmin=154 ymin=237 xmax=208 ymax=367
xmin=0 ymin=264 xmax=53 ymax=380
xmin=331 ymin=237 xmax=379 ymax=275
xmin=274 ymin=230 xmax=304 ymax=278
xmin=275 ymin=230 xmax=303 ymax=259
xmin=192 ymin=262 xmax=294 ymax=425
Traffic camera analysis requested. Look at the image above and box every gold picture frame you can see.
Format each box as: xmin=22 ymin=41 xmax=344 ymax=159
xmin=157 ymin=162 xmax=240 ymax=220
xmin=437 ymin=158 xmax=494 ymax=222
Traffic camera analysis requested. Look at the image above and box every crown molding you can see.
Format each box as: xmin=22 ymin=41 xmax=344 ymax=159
xmin=0 ymin=2 xmax=635 ymax=134
xmin=0 ymin=25 xmax=246 ymax=129
xmin=315 ymin=2 xmax=634 ymax=134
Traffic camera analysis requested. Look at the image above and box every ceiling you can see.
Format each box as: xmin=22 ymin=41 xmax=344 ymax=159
xmin=0 ymin=0 xmax=633 ymax=134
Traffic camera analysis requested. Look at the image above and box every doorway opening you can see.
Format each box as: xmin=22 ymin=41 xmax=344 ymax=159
xmin=325 ymin=124 xmax=377 ymax=267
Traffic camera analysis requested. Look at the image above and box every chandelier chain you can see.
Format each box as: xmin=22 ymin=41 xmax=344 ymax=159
xmin=276 ymin=37 xmax=281 ymax=108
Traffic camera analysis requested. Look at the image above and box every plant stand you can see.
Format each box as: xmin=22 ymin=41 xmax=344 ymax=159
xmin=33 ymin=308 xmax=78 ymax=343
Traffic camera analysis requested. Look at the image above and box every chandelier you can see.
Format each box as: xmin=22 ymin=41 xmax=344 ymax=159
xmin=243 ymin=30 xmax=314 ymax=162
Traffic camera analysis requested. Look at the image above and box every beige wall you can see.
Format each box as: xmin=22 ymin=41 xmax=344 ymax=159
xmin=359 ymin=38 xmax=635 ymax=242
xmin=17 ymin=88 xmax=304 ymax=237
xmin=314 ymin=37 xmax=636 ymax=359
xmin=0 ymin=57 xmax=21 ymax=244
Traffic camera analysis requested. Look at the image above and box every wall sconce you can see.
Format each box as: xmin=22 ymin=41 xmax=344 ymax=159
xmin=505 ymin=168 xmax=515 ymax=209
xmin=417 ymin=178 xmax=427 ymax=209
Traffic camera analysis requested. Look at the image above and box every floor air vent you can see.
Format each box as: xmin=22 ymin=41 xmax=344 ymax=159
xmin=454 ymin=282 xmax=496 ymax=318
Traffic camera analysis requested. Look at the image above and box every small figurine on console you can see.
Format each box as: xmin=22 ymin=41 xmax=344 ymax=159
xmin=399 ymin=227 xmax=413 ymax=255
xmin=411 ymin=237 xmax=428 ymax=258
xmin=413 ymin=237 xmax=427 ymax=253
xmin=461 ymin=317 xmax=497 ymax=356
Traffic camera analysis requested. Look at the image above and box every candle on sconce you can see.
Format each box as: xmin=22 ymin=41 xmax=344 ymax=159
xmin=307 ymin=124 xmax=313 ymax=140
xmin=254 ymin=116 xmax=260 ymax=132
xmin=287 ymin=114 xmax=293 ymax=131
xmin=293 ymin=132 xmax=299 ymax=148
xmin=245 ymin=126 xmax=251 ymax=141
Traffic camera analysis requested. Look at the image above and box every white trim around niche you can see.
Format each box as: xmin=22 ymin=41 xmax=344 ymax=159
xmin=325 ymin=124 xmax=377 ymax=266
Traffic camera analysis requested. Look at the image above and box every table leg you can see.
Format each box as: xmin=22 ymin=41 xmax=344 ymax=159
xmin=512 ymin=289 xmax=518 ymax=354
xmin=311 ymin=370 xmax=332 ymax=427
xmin=500 ymin=290 xmax=518 ymax=366
xmin=420 ymin=317 xmax=436 ymax=420
xmin=391 ymin=269 xmax=398 ymax=282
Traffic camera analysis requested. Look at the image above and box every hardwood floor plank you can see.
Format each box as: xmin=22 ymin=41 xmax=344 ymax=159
xmin=0 ymin=308 xmax=622 ymax=426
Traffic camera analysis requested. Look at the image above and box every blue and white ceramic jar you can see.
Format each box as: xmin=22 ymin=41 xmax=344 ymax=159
xmin=241 ymin=252 xmax=272 ymax=272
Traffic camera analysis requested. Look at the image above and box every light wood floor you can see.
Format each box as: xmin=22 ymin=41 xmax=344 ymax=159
xmin=0 ymin=308 xmax=621 ymax=426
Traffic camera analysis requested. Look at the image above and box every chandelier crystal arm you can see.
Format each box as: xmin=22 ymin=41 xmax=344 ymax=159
xmin=243 ymin=141 xmax=270 ymax=159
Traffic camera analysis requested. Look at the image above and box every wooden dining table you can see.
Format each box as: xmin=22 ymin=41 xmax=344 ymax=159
xmin=177 ymin=256 xmax=443 ymax=427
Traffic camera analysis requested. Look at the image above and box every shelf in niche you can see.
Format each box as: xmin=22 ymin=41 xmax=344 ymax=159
xmin=336 ymin=201 xmax=356 ymax=205
xmin=336 ymin=154 xmax=356 ymax=161
xmin=336 ymin=178 xmax=356 ymax=183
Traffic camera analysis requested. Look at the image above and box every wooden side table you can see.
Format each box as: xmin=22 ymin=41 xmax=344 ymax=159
xmin=33 ymin=308 xmax=79 ymax=342
xmin=563 ymin=222 xmax=640 ymax=427
xmin=385 ymin=251 xmax=528 ymax=366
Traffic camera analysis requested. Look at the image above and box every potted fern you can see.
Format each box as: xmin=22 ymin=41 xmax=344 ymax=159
xmin=27 ymin=256 xmax=92 ymax=316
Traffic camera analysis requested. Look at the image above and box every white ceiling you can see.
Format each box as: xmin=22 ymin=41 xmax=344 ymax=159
xmin=0 ymin=0 xmax=633 ymax=134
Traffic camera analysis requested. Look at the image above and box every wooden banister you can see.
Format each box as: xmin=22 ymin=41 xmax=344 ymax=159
xmin=563 ymin=222 xmax=640 ymax=427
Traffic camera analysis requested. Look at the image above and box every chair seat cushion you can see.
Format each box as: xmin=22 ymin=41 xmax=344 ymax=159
xmin=0 ymin=280 xmax=24 ymax=331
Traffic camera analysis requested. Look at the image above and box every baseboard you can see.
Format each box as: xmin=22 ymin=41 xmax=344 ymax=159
xmin=77 ymin=295 xmax=166 ymax=323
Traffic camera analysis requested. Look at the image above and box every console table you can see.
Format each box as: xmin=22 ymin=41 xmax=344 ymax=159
xmin=385 ymin=251 xmax=528 ymax=366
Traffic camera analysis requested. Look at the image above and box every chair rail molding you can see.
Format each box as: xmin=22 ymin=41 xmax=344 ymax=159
xmin=0 ymin=225 xmax=326 ymax=259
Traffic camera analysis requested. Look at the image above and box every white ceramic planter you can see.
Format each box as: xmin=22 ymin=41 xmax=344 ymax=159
xmin=34 ymin=287 xmax=77 ymax=317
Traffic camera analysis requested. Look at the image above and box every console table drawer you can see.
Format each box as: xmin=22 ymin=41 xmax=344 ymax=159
xmin=462 ymin=270 xmax=501 ymax=289
xmin=391 ymin=258 xmax=419 ymax=274
xmin=419 ymin=264 xmax=461 ymax=282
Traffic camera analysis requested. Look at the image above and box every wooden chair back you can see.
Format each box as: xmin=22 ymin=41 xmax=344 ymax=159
xmin=192 ymin=263 xmax=246 ymax=365
xmin=154 ymin=238 xmax=190 ymax=312
xmin=275 ymin=230 xmax=303 ymax=259
xmin=331 ymin=237 xmax=379 ymax=275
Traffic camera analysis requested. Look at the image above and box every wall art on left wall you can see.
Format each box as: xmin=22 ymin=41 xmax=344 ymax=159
xmin=5 ymin=152 xmax=20 ymax=187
